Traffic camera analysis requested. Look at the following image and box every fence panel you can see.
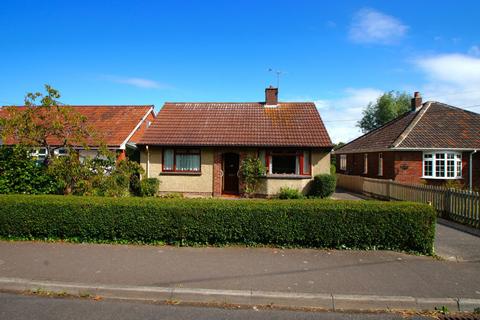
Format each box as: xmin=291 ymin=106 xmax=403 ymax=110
xmin=336 ymin=174 xmax=479 ymax=228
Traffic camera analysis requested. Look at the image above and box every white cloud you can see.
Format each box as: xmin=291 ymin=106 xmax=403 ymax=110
xmin=468 ymin=45 xmax=480 ymax=56
xmin=415 ymin=54 xmax=480 ymax=108
xmin=103 ymin=75 xmax=170 ymax=89
xmin=349 ymin=8 xmax=408 ymax=44
xmin=314 ymin=88 xmax=383 ymax=143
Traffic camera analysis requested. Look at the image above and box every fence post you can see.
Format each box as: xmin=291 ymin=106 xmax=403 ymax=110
xmin=444 ymin=188 xmax=452 ymax=219
xmin=386 ymin=180 xmax=391 ymax=200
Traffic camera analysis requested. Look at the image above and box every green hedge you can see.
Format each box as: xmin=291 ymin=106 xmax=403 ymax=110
xmin=0 ymin=195 xmax=436 ymax=254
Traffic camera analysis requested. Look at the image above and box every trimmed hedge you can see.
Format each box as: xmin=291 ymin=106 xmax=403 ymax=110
xmin=0 ymin=195 xmax=436 ymax=254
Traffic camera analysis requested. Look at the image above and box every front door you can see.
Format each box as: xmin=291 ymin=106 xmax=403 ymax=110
xmin=223 ymin=153 xmax=239 ymax=194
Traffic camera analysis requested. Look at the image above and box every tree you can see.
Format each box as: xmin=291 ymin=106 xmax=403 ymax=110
xmin=357 ymin=91 xmax=411 ymax=133
xmin=0 ymin=85 xmax=98 ymax=164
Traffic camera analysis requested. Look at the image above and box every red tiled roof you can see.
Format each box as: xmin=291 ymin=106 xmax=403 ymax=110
xmin=0 ymin=105 xmax=154 ymax=148
xmin=336 ymin=102 xmax=480 ymax=153
xmin=335 ymin=112 xmax=417 ymax=153
xmin=397 ymin=102 xmax=480 ymax=149
xmin=139 ymin=102 xmax=332 ymax=148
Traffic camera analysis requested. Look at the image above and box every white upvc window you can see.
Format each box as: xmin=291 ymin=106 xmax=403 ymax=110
xmin=340 ymin=154 xmax=347 ymax=170
xmin=31 ymin=148 xmax=48 ymax=163
xmin=423 ymin=151 xmax=462 ymax=179
xmin=363 ymin=154 xmax=368 ymax=174
xmin=378 ymin=153 xmax=383 ymax=176
xmin=54 ymin=148 xmax=68 ymax=157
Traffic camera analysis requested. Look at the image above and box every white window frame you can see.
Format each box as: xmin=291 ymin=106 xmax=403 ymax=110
xmin=54 ymin=148 xmax=68 ymax=157
xmin=31 ymin=148 xmax=48 ymax=163
xmin=363 ymin=153 xmax=368 ymax=174
xmin=340 ymin=154 xmax=347 ymax=171
xmin=422 ymin=151 xmax=462 ymax=179
xmin=378 ymin=153 xmax=383 ymax=176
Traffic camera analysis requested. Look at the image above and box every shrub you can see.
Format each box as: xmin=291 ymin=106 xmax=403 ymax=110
xmin=0 ymin=146 xmax=57 ymax=195
xmin=140 ymin=178 xmax=160 ymax=197
xmin=330 ymin=164 xmax=336 ymax=175
xmin=311 ymin=174 xmax=336 ymax=198
xmin=0 ymin=195 xmax=436 ymax=254
xmin=239 ymin=157 xmax=266 ymax=197
xmin=278 ymin=187 xmax=304 ymax=199
xmin=160 ymin=192 xmax=184 ymax=199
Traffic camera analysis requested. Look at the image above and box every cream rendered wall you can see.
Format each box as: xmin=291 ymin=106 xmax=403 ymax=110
xmin=257 ymin=150 xmax=331 ymax=196
xmin=140 ymin=147 xmax=214 ymax=194
xmin=139 ymin=147 xmax=331 ymax=197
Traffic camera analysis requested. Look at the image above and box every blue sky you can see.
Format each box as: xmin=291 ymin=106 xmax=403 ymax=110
xmin=1 ymin=1 xmax=480 ymax=142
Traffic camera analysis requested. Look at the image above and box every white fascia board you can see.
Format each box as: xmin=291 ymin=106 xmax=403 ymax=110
xmin=119 ymin=107 xmax=154 ymax=150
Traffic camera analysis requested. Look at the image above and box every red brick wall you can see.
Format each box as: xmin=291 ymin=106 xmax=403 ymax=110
xmin=336 ymin=152 xmax=395 ymax=180
xmin=337 ymin=150 xmax=478 ymax=188
xmin=393 ymin=151 xmax=423 ymax=184
xmin=213 ymin=150 xmax=222 ymax=196
xmin=463 ymin=151 xmax=480 ymax=190
xmin=474 ymin=153 xmax=480 ymax=190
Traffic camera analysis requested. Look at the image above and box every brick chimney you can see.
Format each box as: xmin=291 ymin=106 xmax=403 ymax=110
xmin=265 ymin=86 xmax=278 ymax=106
xmin=411 ymin=91 xmax=422 ymax=111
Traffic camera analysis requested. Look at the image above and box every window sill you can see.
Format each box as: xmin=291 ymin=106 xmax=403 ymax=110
xmin=160 ymin=172 xmax=201 ymax=176
xmin=421 ymin=176 xmax=462 ymax=180
xmin=263 ymin=174 xmax=312 ymax=180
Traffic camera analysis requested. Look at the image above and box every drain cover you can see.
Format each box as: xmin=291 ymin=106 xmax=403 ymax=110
xmin=439 ymin=315 xmax=480 ymax=320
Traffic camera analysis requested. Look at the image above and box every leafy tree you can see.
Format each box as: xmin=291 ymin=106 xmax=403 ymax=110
xmin=357 ymin=91 xmax=411 ymax=133
xmin=0 ymin=85 xmax=98 ymax=164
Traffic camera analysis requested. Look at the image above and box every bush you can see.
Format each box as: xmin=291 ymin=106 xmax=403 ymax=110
xmin=140 ymin=178 xmax=160 ymax=197
xmin=239 ymin=157 xmax=266 ymax=197
xmin=311 ymin=174 xmax=336 ymax=198
xmin=0 ymin=195 xmax=436 ymax=254
xmin=0 ymin=146 xmax=57 ymax=195
xmin=278 ymin=187 xmax=304 ymax=199
xmin=159 ymin=192 xmax=183 ymax=199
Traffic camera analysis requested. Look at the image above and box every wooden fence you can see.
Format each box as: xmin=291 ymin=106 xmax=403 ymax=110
xmin=336 ymin=174 xmax=480 ymax=228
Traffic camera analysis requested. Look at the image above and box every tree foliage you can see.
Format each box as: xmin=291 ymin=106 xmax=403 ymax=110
xmin=0 ymin=85 xmax=152 ymax=197
xmin=0 ymin=85 xmax=99 ymax=163
xmin=0 ymin=145 xmax=57 ymax=194
xmin=357 ymin=91 xmax=411 ymax=133
xmin=47 ymin=150 xmax=145 ymax=196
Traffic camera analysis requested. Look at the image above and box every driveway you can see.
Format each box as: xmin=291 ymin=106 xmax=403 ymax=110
xmin=435 ymin=219 xmax=480 ymax=262
xmin=332 ymin=189 xmax=480 ymax=262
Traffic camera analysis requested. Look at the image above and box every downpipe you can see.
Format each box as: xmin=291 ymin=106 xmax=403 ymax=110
xmin=470 ymin=150 xmax=477 ymax=191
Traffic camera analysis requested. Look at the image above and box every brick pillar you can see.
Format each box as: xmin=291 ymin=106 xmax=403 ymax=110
xmin=238 ymin=152 xmax=248 ymax=196
xmin=213 ymin=151 xmax=223 ymax=197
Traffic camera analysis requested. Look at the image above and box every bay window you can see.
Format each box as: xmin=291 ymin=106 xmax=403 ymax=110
xmin=423 ymin=151 xmax=462 ymax=179
xmin=261 ymin=150 xmax=311 ymax=176
xmin=163 ymin=149 xmax=201 ymax=172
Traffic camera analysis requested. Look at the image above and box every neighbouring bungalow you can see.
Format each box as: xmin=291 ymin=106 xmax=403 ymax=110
xmin=137 ymin=87 xmax=333 ymax=197
xmin=335 ymin=92 xmax=480 ymax=190
xmin=0 ymin=105 xmax=155 ymax=161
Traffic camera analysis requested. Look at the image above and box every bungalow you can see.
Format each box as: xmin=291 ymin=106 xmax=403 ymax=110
xmin=137 ymin=87 xmax=333 ymax=197
xmin=0 ymin=105 xmax=155 ymax=161
xmin=335 ymin=92 xmax=480 ymax=190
